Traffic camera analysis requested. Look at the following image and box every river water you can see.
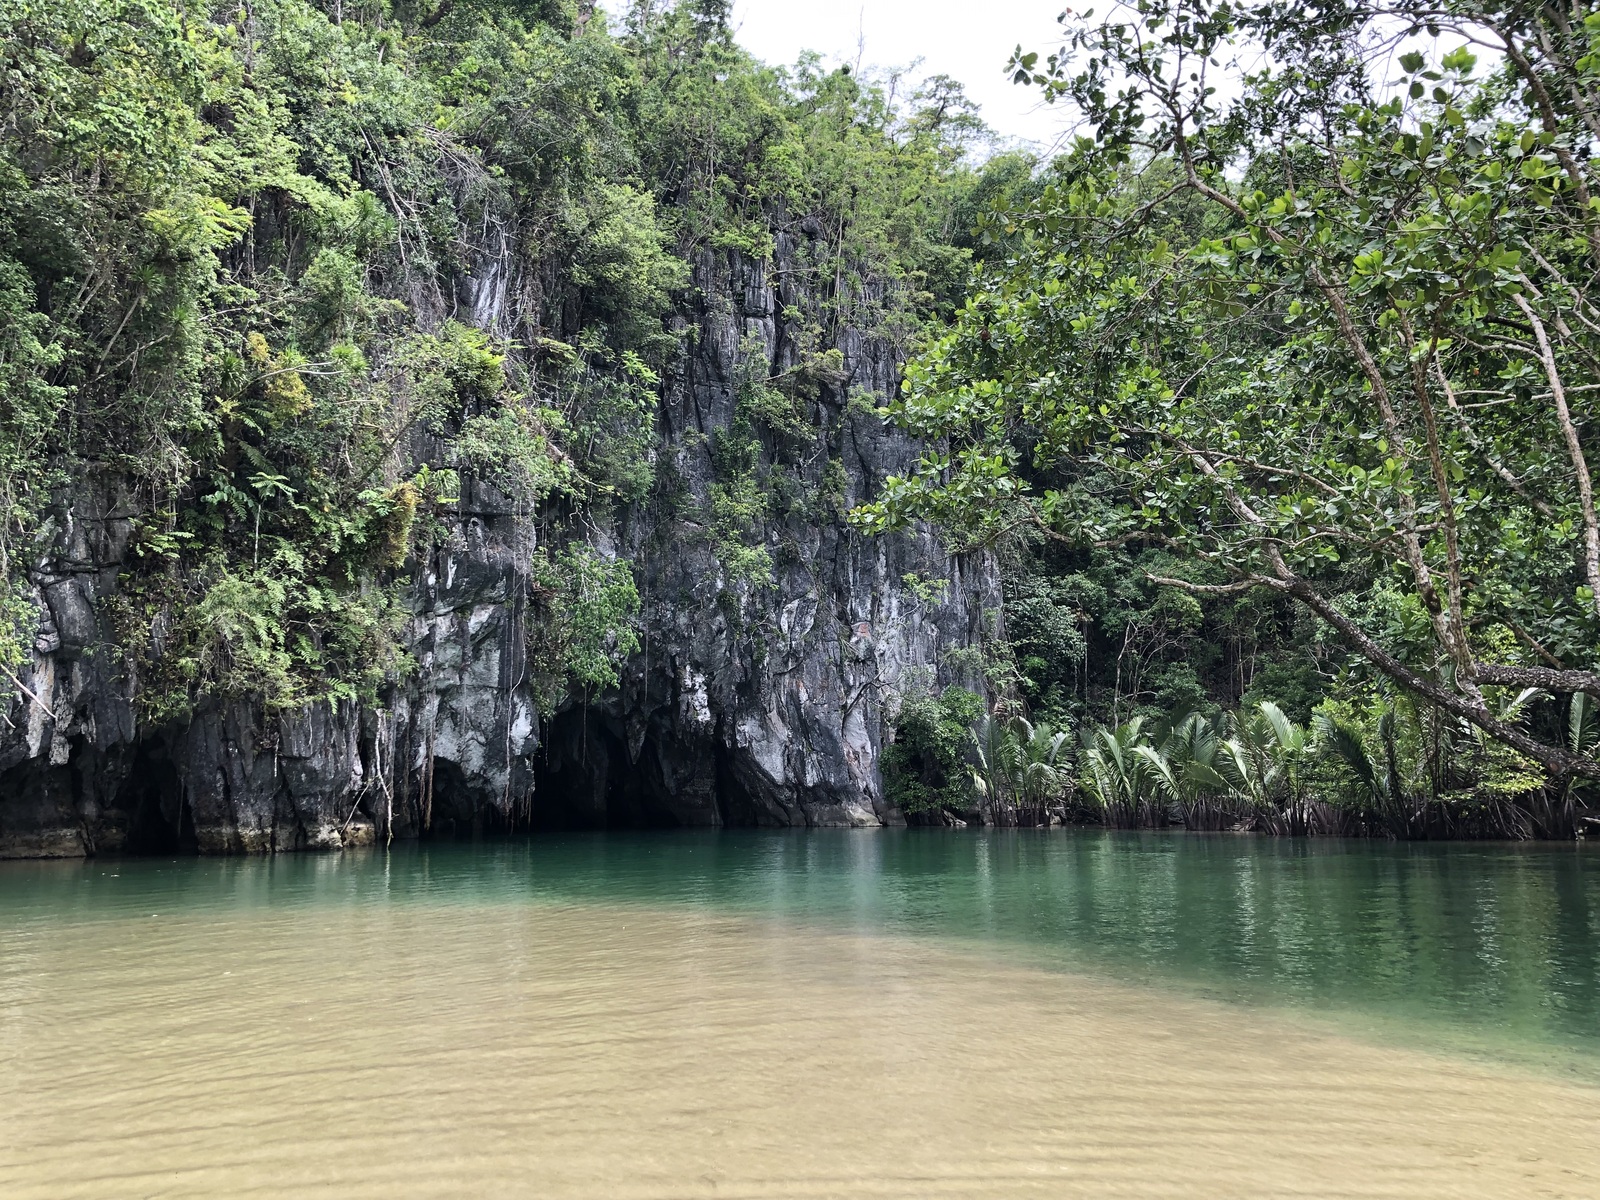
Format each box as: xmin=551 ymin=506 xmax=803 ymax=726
xmin=2 ymin=831 xmax=1598 ymax=1198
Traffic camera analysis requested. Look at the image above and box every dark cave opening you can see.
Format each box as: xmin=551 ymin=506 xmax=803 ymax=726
xmin=117 ymin=738 xmax=195 ymax=854
xmin=530 ymin=707 xmax=711 ymax=830
xmin=422 ymin=757 xmax=479 ymax=838
xmin=712 ymin=741 xmax=781 ymax=827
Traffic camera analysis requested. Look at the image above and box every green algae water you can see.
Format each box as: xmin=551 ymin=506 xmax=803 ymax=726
xmin=3 ymin=831 xmax=1599 ymax=1197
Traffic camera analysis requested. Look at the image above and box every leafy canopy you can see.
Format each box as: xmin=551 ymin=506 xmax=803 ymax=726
xmin=858 ymin=0 xmax=1600 ymax=778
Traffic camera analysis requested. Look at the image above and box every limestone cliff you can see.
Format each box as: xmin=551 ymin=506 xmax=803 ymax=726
xmin=0 ymin=230 xmax=997 ymax=857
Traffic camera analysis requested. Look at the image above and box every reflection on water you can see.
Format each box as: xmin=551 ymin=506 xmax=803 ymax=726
xmin=2 ymin=831 xmax=1598 ymax=1197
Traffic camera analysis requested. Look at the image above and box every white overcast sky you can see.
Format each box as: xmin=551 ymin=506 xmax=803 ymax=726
xmin=603 ymin=2 xmax=1076 ymax=150
xmin=600 ymin=5 xmax=1485 ymax=152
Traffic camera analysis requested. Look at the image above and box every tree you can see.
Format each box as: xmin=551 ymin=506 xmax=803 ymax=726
xmin=857 ymin=0 xmax=1600 ymax=779
xmin=1220 ymin=701 xmax=1309 ymax=820
xmin=884 ymin=685 xmax=986 ymax=815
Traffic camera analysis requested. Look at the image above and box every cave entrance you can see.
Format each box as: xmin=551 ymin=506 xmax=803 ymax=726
xmin=117 ymin=738 xmax=195 ymax=854
xmin=423 ymin=757 xmax=476 ymax=839
xmin=530 ymin=707 xmax=714 ymax=830
xmin=417 ymin=756 xmax=524 ymax=840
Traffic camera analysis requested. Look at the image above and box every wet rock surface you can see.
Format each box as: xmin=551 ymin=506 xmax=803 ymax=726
xmin=0 ymin=240 xmax=995 ymax=856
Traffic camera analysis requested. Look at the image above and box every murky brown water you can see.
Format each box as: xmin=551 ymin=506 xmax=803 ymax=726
xmin=4 ymin=892 xmax=1598 ymax=1198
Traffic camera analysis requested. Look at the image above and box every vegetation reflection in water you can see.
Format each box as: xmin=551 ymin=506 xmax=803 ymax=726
xmin=5 ymin=830 xmax=1596 ymax=1072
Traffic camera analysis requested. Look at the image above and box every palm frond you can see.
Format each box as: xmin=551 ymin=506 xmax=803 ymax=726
xmin=1315 ymin=712 xmax=1384 ymax=802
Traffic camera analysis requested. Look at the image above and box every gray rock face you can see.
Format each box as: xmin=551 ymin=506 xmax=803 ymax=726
xmin=0 ymin=239 xmax=996 ymax=857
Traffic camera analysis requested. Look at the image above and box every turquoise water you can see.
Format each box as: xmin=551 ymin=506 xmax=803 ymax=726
xmin=4 ymin=830 xmax=1596 ymax=1074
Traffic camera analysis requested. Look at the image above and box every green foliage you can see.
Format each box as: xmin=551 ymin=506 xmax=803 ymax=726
xmin=114 ymin=560 xmax=411 ymax=722
xmin=901 ymin=572 xmax=950 ymax=606
xmin=454 ymin=406 xmax=568 ymax=505
xmin=565 ymin=183 xmax=688 ymax=351
xmin=1080 ymin=717 xmax=1165 ymax=828
xmin=1224 ymin=702 xmax=1310 ymax=811
xmin=623 ymin=8 xmax=1008 ymax=338
xmin=989 ymin=543 xmax=1314 ymax=735
xmin=1061 ymin=685 xmax=1565 ymax=837
xmin=562 ymin=344 xmax=661 ymax=505
xmin=1077 ymin=702 xmax=1309 ymax=831
xmin=0 ymin=0 xmax=995 ymax=719
xmin=0 ymin=253 xmax=66 ymax=669
xmin=0 ymin=0 xmax=687 ymax=715
xmin=1309 ymin=678 xmax=1547 ymax=835
xmin=883 ymin=683 xmax=984 ymax=814
xmin=530 ymin=545 xmax=641 ymax=698
xmin=970 ymin=712 xmax=1073 ymax=817
xmin=707 ymin=424 xmax=776 ymax=588
xmin=862 ymin=0 xmax=1600 ymax=789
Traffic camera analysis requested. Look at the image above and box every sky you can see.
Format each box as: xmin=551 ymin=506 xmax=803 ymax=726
xmin=606 ymin=2 xmax=1077 ymax=151
xmin=599 ymin=5 xmax=1491 ymax=154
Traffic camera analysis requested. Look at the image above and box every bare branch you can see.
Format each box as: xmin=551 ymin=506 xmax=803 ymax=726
xmin=1145 ymin=573 xmax=1259 ymax=596
xmin=1475 ymin=663 xmax=1600 ymax=697
xmin=1511 ymin=291 xmax=1600 ymax=612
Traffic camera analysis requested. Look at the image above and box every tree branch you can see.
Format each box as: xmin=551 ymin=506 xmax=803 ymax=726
xmin=1474 ymin=663 xmax=1600 ymax=697
xmin=1511 ymin=291 xmax=1600 ymax=612
xmin=1145 ymin=573 xmax=1259 ymax=596
xmin=1278 ymin=571 xmax=1600 ymax=777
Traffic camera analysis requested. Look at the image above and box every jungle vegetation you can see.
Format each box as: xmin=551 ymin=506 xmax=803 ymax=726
xmin=0 ymin=0 xmax=1002 ymax=717
xmin=5 ymin=0 xmax=1598 ymax=837
xmin=868 ymin=0 xmax=1600 ymax=836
